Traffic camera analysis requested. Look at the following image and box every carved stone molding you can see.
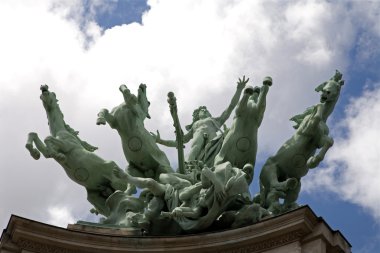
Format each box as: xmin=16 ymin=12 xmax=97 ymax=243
xmin=1 ymin=206 xmax=351 ymax=253
xmin=18 ymin=238 xmax=76 ymax=253
xmin=218 ymin=230 xmax=305 ymax=253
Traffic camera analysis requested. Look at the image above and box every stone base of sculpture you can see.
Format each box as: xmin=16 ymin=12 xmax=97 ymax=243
xmin=0 ymin=206 xmax=351 ymax=253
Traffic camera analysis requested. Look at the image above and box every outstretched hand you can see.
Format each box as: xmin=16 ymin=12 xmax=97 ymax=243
xmin=150 ymin=130 xmax=161 ymax=142
xmin=237 ymin=75 xmax=249 ymax=90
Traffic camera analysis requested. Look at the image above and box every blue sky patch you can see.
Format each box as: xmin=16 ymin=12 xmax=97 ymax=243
xmin=94 ymin=0 xmax=150 ymax=29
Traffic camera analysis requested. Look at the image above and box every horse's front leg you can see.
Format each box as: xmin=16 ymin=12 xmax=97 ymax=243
xmin=44 ymin=136 xmax=66 ymax=162
xmin=120 ymin=85 xmax=138 ymax=107
xmin=307 ymin=135 xmax=334 ymax=169
xmin=26 ymin=132 xmax=58 ymax=160
xmin=96 ymin=108 xmax=117 ymax=128
xmin=26 ymin=132 xmax=42 ymax=160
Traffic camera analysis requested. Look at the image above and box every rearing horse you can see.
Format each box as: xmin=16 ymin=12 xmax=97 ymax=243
xmin=96 ymin=84 xmax=173 ymax=194
xmin=259 ymin=71 xmax=344 ymax=214
xmin=26 ymin=85 xmax=129 ymax=216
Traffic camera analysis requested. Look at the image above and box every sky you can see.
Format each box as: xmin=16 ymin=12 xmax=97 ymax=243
xmin=0 ymin=0 xmax=379 ymax=252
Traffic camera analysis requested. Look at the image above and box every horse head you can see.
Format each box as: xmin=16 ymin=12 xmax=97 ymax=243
xmin=40 ymin=85 xmax=59 ymax=112
xmin=290 ymin=71 xmax=344 ymax=129
xmin=315 ymin=70 xmax=344 ymax=103
xmin=137 ymin=83 xmax=151 ymax=119
xmin=318 ymin=80 xmax=343 ymax=103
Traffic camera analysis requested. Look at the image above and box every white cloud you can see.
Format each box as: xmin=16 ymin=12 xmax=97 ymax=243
xmin=304 ymin=85 xmax=380 ymax=221
xmin=47 ymin=206 xmax=75 ymax=227
xmin=349 ymin=1 xmax=380 ymax=66
xmin=0 ymin=0 xmax=379 ymax=229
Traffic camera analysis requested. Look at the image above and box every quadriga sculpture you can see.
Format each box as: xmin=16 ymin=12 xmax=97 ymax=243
xmin=25 ymin=85 xmax=129 ymax=216
xmin=24 ymin=71 xmax=344 ymax=234
xmin=259 ymin=71 xmax=344 ymax=214
xmin=97 ymin=84 xmax=173 ymax=194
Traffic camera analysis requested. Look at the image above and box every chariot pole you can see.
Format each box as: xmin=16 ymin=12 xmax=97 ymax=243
xmin=167 ymin=92 xmax=185 ymax=174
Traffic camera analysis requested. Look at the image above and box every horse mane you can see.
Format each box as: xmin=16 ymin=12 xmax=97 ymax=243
xmin=64 ymin=124 xmax=98 ymax=152
xmin=48 ymin=94 xmax=98 ymax=152
xmin=293 ymin=71 xmax=345 ymax=129
xmin=290 ymin=105 xmax=316 ymax=129
xmin=57 ymin=102 xmax=98 ymax=152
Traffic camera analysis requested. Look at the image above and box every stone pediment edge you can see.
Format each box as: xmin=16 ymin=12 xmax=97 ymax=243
xmin=1 ymin=206 xmax=351 ymax=252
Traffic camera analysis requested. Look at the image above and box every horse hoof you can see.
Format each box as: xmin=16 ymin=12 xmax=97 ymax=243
xmin=244 ymin=86 xmax=254 ymax=95
xmin=32 ymin=149 xmax=41 ymax=160
xmin=26 ymin=145 xmax=40 ymax=160
xmin=96 ymin=117 xmax=106 ymax=125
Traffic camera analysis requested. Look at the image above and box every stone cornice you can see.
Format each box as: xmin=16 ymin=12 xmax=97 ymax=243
xmin=0 ymin=206 xmax=351 ymax=253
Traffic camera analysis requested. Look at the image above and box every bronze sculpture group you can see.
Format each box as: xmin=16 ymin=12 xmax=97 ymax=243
xmin=25 ymin=71 xmax=344 ymax=235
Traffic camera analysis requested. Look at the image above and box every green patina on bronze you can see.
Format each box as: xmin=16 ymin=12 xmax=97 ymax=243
xmin=26 ymin=85 xmax=129 ymax=216
xmin=259 ymin=70 xmax=343 ymax=214
xmin=96 ymin=84 xmax=173 ymax=195
xmin=26 ymin=71 xmax=343 ymax=235
xmin=152 ymin=76 xmax=248 ymax=166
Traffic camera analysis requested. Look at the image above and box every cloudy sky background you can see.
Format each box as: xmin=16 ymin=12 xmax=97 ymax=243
xmin=0 ymin=0 xmax=379 ymax=252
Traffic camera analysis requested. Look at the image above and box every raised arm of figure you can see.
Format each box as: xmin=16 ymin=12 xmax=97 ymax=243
xmin=215 ymin=76 xmax=248 ymax=125
xmin=151 ymin=128 xmax=193 ymax=147
xmin=151 ymin=130 xmax=177 ymax=147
